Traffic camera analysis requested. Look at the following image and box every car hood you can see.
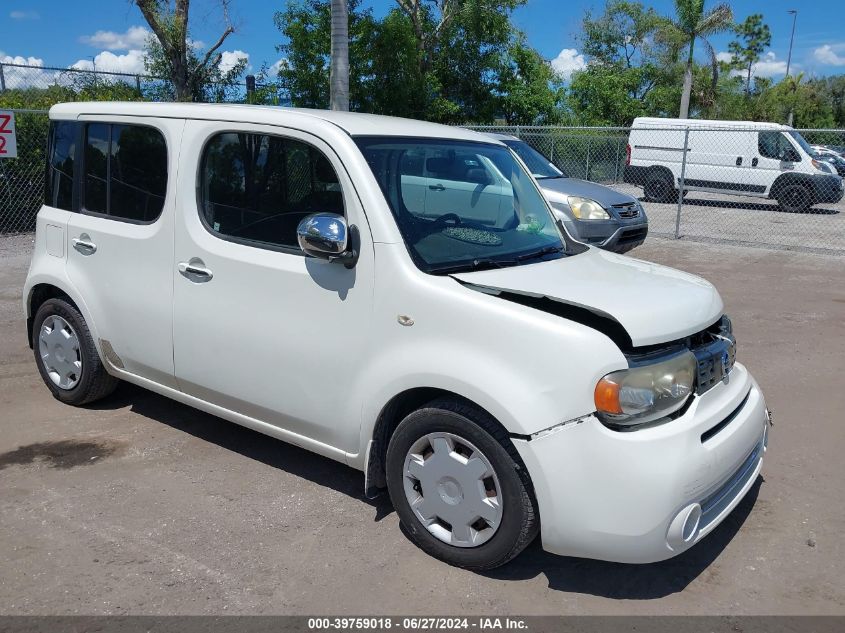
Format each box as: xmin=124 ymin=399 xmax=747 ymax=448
xmin=452 ymin=248 xmax=723 ymax=347
xmin=539 ymin=177 xmax=637 ymax=207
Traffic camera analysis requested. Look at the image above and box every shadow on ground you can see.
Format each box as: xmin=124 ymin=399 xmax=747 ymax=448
xmin=481 ymin=477 xmax=762 ymax=599
xmin=91 ymin=382 xmax=762 ymax=599
xmin=644 ymin=195 xmax=840 ymax=215
xmin=89 ymin=382 xmax=396 ymax=521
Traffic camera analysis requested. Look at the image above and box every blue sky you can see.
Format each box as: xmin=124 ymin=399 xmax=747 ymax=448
xmin=1 ymin=0 xmax=843 ymax=82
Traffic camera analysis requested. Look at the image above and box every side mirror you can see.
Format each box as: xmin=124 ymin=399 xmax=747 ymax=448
xmin=780 ymin=148 xmax=800 ymax=162
xmin=297 ymin=213 xmax=359 ymax=268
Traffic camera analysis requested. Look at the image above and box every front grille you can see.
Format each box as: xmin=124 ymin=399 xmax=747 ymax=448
xmin=612 ymin=203 xmax=640 ymax=218
xmin=693 ymin=333 xmax=736 ymax=394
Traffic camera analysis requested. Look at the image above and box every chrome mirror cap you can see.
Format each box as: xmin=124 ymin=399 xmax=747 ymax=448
xmin=297 ymin=213 xmax=349 ymax=259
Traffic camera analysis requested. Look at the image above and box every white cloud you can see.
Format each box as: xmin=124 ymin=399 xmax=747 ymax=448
xmin=10 ymin=10 xmax=39 ymax=20
xmin=269 ymin=58 xmax=289 ymax=76
xmin=719 ymin=50 xmax=789 ymax=79
xmin=71 ymin=50 xmax=147 ymax=75
xmin=0 ymin=53 xmax=63 ymax=88
xmin=80 ymin=26 xmax=150 ymax=51
xmin=219 ymin=50 xmax=249 ymax=74
xmin=814 ymin=44 xmax=845 ymax=67
xmin=550 ymin=48 xmax=586 ymax=80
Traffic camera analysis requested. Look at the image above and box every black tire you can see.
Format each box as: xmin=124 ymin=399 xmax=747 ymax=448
xmin=385 ymin=398 xmax=538 ymax=570
xmin=644 ymin=173 xmax=677 ymax=203
xmin=776 ymin=184 xmax=812 ymax=213
xmin=32 ymin=298 xmax=119 ymax=405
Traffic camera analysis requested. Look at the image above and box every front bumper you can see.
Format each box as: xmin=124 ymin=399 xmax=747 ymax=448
xmin=513 ymin=362 xmax=768 ymax=563
xmin=562 ymin=216 xmax=649 ymax=253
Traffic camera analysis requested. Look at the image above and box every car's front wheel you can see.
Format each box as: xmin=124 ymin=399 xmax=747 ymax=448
xmin=32 ymin=298 xmax=119 ymax=405
xmin=776 ymin=183 xmax=812 ymax=213
xmin=385 ymin=398 xmax=538 ymax=570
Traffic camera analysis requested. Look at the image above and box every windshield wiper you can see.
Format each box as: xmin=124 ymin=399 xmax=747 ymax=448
xmin=428 ymin=257 xmax=518 ymax=275
xmin=516 ymin=245 xmax=565 ymax=262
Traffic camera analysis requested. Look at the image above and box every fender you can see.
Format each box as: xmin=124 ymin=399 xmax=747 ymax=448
xmin=770 ymin=171 xmax=836 ymax=200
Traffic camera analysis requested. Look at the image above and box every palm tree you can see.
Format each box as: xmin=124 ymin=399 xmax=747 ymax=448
xmin=662 ymin=0 xmax=733 ymax=119
xmin=330 ymin=0 xmax=349 ymax=111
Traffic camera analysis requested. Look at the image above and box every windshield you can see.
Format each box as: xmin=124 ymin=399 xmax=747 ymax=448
xmin=788 ymin=131 xmax=815 ymax=157
xmin=355 ymin=136 xmax=567 ymax=274
xmin=503 ymin=139 xmax=566 ymax=179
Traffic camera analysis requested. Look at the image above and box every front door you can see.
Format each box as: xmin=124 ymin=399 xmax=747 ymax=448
xmin=172 ymin=120 xmax=374 ymax=454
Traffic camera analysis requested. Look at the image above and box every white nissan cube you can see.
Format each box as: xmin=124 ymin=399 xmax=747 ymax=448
xmin=25 ymin=103 xmax=770 ymax=570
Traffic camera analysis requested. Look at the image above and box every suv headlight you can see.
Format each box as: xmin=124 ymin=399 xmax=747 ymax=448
xmin=567 ymin=196 xmax=610 ymax=220
xmin=594 ymin=350 xmax=696 ymax=427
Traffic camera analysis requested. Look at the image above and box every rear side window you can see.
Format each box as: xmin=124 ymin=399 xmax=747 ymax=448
xmin=198 ymin=132 xmax=344 ymax=251
xmin=83 ymin=123 xmax=168 ymax=222
xmin=45 ymin=120 xmax=78 ymax=210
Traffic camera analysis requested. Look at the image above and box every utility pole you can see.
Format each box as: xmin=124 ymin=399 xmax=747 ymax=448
xmin=785 ymin=10 xmax=798 ymax=126
xmin=785 ymin=10 xmax=797 ymax=77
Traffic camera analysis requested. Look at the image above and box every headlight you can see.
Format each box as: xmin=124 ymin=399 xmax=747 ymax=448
xmin=567 ymin=196 xmax=610 ymax=220
xmin=594 ymin=351 xmax=696 ymax=427
xmin=812 ymin=158 xmax=833 ymax=174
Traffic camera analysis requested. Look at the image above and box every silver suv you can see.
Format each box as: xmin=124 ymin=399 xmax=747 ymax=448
xmin=487 ymin=133 xmax=649 ymax=253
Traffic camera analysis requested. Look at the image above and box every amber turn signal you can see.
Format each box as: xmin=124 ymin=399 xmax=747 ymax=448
xmin=594 ymin=377 xmax=623 ymax=415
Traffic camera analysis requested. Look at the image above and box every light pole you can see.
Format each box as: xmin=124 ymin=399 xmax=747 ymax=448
xmin=785 ymin=10 xmax=797 ymax=77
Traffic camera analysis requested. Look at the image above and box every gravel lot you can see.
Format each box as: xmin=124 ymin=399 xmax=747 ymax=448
xmin=1 ymin=233 xmax=844 ymax=615
xmin=610 ymin=183 xmax=845 ymax=254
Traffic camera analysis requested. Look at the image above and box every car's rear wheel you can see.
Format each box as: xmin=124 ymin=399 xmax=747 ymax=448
xmin=643 ymin=173 xmax=677 ymax=203
xmin=385 ymin=398 xmax=538 ymax=570
xmin=32 ymin=298 xmax=119 ymax=405
xmin=776 ymin=184 xmax=812 ymax=213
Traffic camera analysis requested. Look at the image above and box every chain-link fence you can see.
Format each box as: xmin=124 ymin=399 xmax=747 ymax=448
xmin=0 ymin=62 xmax=284 ymax=104
xmin=0 ymin=109 xmax=48 ymax=233
xmin=2 ymin=106 xmax=845 ymax=254
xmin=466 ymin=124 xmax=845 ymax=255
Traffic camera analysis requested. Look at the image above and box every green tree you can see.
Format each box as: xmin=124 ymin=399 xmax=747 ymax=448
xmin=144 ymin=37 xmax=247 ymax=102
xmin=497 ymin=38 xmax=565 ymax=124
xmin=580 ymin=0 xmax=662 ymax=69
xmin=660 ymin=0 xmax=733 ymax=118
xmin=569 ymin=1 xmax=675 ymax=125
xmin=275 ymin=0 xmax=379 ymax=110
xmin=727 ymin=14 xmax=771 ymax=97
xmin=135 ymin=0 xmax=237 ymax=102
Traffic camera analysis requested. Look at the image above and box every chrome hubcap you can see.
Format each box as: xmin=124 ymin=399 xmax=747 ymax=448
xmin=402 ymin=432 xmax=503 ymax=548
xmin=38 ymin=315 xmax=82 ymax=390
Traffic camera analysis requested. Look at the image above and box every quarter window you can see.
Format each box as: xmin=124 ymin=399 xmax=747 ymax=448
xmin=83 ymin=123 xmax=168 ymax=222
xmin=45 ymin=120 xmax=79 ymax=211
xmin=199 ymin=132 xmax=344 ymax=251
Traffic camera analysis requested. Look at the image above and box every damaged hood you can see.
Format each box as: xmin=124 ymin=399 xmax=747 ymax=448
xmin=452 ymin=248 xmax=723 ymax=347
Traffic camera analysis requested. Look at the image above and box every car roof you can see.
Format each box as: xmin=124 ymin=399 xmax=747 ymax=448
xmin=49 ymin=102 xmax=502 ymax=144
xmin=482 ymin=131 xmax=520 ymax=141
xmin=631 ymin=116 xmax=792 ymax=131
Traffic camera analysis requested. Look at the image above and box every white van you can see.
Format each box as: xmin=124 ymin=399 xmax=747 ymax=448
xmin=625 ymin=117 xmax=844 ymax=212
xmin=25 ymin=102 xmax=769 ymax=570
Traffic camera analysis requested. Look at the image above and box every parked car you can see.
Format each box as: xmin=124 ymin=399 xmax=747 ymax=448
xmin=625 ymin=117 xmax=844 ymax=212
xmin=485 ymin=133 xmax=648 ymax=253
xmin=812 ymin=144 xmax=845 ymax=159
xmin=26 ymin=102 xmax=770 ymax=570
xmin=813 ymin=148 xmax=845 ymax=177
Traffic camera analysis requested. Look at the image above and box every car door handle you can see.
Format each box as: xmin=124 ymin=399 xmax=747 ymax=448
xmin=428 ymin=184 xmax=445 ymax=191
xmin=177 ymin=260 xmax=213 ymax=282
xmin=752 ymin=157 xmax=759 ymax=167
xmin=735 ymin=156 xmax=743 ymax=166
xmin=72 ymin=236 xmax=97 ymax=255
